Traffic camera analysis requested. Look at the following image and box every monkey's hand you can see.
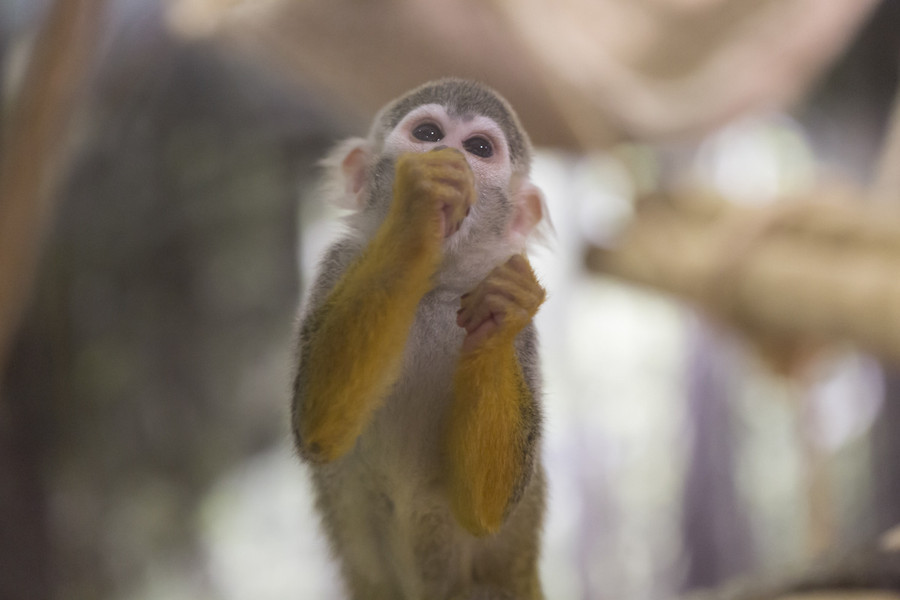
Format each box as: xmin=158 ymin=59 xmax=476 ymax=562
xmin=456 ymin=255 xmax=545 ymax=354
xmin=391 ymin=148 xmax=476 ymax=249
xmin=447 ymin=255 xmax=544 ymax=536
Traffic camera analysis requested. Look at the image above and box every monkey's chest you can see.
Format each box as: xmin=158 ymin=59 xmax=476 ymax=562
xmin=362 ymin=300 xmax=464 ymax=482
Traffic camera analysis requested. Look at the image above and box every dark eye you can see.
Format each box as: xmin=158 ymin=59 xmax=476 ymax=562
xmin=463 ymin=136 xmax=493 ymax=158
xmin=412 ymin=123 xmax=444 ymax=142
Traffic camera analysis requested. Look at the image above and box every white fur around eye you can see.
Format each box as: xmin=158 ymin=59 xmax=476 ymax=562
xmin=382 ymin=104 xmax=513 ymax=192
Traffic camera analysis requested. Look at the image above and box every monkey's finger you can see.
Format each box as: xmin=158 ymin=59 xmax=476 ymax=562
xmin=397 ymin=159 xmax=468 ymax=202
xmin=460 ymin=299 xmax=500 ymax=337
xmin=431 ymin=178 xmax=475 ymax=221
xmin=442 ymin=202 xmax=466 ymax=237
xmin=459 ymin=287 xmax=542 ymax=332
xmin=421 ymin=149 xmax=475 ymax=191
xmin=457 ymin=292 xmax=495 ymax=330
xmin=457 ymin=280 xmax=489 ymax=325
xmin=430 ymin=147 xmax=472 ymax=171
xmin=427 ymin=159 xmax=474 ymax=182
xmin=464 ymin=259 xmax=543 ymax=308
xmin=458 ymin=268 xmax=518 ymax=322
xmin=462 ymin=299 xmax=532 ymax=351
xmin=438 ymin=186 xmax=470 ymax=217
xmin=461 ymin=293 xmax=515 ymax=335
xmin=457 ymin=285 xmax=488 ymax=329
xmin=429 ymin=184 xmax=471 ymax=237
xmin=420 ymin=151 xmax=473 ymax=183
xmin=458 ymin=277 xmax=526 ymax=330
xmin=458 ymin=253 xmax=538 ymax=304
xmin=461 ymin=317 xmax=501 ymax=353
xmin=496 ymin=257 xmax=546 ymax=311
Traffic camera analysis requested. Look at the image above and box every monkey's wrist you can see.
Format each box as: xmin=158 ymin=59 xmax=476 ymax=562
xmin=460 ymin=326 xmax=522 ymax=357
xmin=382 ymin=212 xmax=443 ymax=256
xmin=365 ymin=219 xmax=442 ymax=283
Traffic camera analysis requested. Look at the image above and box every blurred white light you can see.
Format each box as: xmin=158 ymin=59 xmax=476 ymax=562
xmin=199 ymin=447 xmax=342 ymax=600
xmin=695 ymin=114 xmax=816 ymax=204
xmin=808 ymin=353 xmax=883 ymax=452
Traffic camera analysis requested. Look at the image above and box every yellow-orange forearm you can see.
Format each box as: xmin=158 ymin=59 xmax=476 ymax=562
xmin=298 ymin=220 xmax=440 ymax=462
xmin=447 ymin=336 xmax=532 ymax=536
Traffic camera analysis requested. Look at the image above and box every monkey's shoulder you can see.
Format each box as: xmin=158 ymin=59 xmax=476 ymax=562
xmin=304 ymin=236 xmax=366 ymax=305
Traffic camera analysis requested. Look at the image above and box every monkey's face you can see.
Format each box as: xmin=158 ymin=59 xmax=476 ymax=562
xmin=378 ymin=104 xmax=539 ymax=262
xmin=335 ymin=85 xmax=545 ymax=286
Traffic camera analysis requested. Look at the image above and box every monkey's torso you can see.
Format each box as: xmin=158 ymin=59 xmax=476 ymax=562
xmin=299 ymin=239 xmax=545 ymax=600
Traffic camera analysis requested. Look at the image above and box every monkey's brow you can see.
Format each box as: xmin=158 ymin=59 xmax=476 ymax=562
xmin=451 ymin=112 xmax=476 ymax=123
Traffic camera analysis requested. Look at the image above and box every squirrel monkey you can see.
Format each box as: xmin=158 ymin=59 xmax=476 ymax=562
xmin=291 ymin=79 xmax=548 ymax=599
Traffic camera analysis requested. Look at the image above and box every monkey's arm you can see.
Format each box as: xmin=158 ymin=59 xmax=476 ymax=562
xmin=293 ymin=149 xmax=474 ymax=463
xmin=293 ymin=233 xmax=436 ymax=463
xmin=447 ymin=255 xmax=545 ymax=536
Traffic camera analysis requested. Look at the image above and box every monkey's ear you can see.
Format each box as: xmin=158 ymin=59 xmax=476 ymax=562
xmin=510 ymin=182 xmax=545 ymax=238
xmin=320 ymin=137 xmax=370 ymax=210
xmin=341 ymin=144 xmax=369 ymax=196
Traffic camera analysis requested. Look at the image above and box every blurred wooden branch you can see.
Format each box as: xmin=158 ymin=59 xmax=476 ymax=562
xmin=587 ymin=70 xmax=900 ymax=368
xmin=494 ymin=0 xmax=879 ymax=142
xmin=586 ymin=188 xmax=900 ymax=365
xmin=0 ymin=0 xmax=108 ymax=385
xmin=196 ymin=0 xmax=874 ymax=149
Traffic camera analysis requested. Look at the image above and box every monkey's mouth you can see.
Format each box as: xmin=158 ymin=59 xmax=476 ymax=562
xmin=441 ymin=204 xmax=472 ymax=239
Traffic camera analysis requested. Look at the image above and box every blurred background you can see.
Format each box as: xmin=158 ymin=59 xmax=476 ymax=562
xmin=2 ymin=1 xmax=900 ymax=599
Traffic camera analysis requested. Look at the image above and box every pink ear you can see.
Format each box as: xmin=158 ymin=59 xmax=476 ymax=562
xmin=341 ymin=145 xmax=368 ymax=196
xmin=510 ymin=182 xmax=544 ymax=237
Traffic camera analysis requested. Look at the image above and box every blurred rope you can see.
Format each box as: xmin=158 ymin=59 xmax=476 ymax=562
xmin=0 ymin=0 xmax=108 ymax=387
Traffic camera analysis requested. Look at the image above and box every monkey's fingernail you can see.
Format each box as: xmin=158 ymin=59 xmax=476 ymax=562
xmin=465 ymin=207 xmax=471 ymax=217
xmin=461 ymin=293 xmax=470 ymax=300
xmin=456 ymin=308 xmax=464 ymax=315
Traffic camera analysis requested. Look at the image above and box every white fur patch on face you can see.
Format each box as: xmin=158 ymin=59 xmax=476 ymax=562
xmin=382 ymin=104 xmax=513 ymax=192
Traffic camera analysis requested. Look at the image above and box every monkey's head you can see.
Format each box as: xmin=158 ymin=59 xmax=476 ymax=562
xmin=325 ymin=79 xmax=547 ymax=284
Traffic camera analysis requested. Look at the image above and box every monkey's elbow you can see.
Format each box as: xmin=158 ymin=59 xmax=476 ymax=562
xmin=451 ymin=491 xmax=511 ymax=538
xmin=292 ymin=392 xmax=339 ymax=463
xmin=455 ymin=506 xmax=506 ymax=538
xmin=294 ymin=420 xmax=352 ymax=464
xmin=296 ymin=437 xmax=341 ymax=464
xmin=298 ymin=441 xmax=335 ymax=464
xmin=292 ymin=389 xmax=360 ymax=463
